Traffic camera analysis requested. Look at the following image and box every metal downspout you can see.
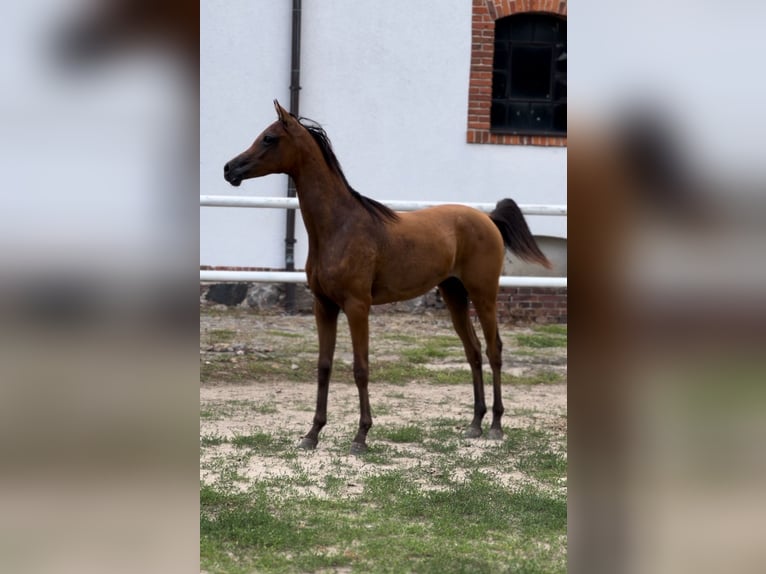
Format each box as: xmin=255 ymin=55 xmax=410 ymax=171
xmin=284 ymin=0 xmax=301 ymax=313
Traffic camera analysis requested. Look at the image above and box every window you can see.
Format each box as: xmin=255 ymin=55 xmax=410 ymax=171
xmin=491 ymin=14 xmax=566 ymax=136
xmin=466 ymin=1 xmax=567 ymax=146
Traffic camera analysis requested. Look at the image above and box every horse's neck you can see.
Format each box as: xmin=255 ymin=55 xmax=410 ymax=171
xmin=292 ymin=158 xmax=359 ymax=244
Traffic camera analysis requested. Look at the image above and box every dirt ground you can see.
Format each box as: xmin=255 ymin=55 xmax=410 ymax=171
xmin=200 ymin=308 xmax=567 ymax=493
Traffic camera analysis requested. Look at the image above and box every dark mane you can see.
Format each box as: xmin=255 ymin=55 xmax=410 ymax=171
xmin=298 ymin=118 xmax=399 ymax=223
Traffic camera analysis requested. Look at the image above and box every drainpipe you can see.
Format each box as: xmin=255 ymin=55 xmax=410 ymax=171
xmin=284 ymin=0 xmax=301 ymax=313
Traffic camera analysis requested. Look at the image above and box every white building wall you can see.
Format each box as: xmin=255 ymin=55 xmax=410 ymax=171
xmin=201 ymin=0 xmax=567 ymax=269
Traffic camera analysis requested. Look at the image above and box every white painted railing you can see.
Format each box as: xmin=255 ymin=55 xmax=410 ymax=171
xmin=200 ymin=196 xmax=567 ymax=288
xmin=200 ymin=195 xmax=567 ymax=216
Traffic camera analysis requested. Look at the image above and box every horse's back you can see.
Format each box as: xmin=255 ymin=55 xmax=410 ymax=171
xmin=370 ymin=205 xmax=504 ymax=304
xmin=400 ymin=204 xmax=505 ymax=261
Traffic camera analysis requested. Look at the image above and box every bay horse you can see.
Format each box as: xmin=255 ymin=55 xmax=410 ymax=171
xmin=224 ymin=101 xmax=552 ymax=454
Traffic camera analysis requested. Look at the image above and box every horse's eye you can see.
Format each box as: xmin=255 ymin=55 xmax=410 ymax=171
xmin=263 ymin=134 xmax=277 ymax=146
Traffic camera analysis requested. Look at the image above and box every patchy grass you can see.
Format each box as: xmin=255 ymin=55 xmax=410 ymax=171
xmin=201 ymin=329 xmax=563 ymax=388
xmin=401 ymin=335 xmax=461 ymax=364
xmin=265 ymin=329 xmax=306 ymax=339
xmin=201 ymin=421 xmax=567 ymax=573
xmin=372 ymin=362 xmax=469 ymax=386
xmin=511 ymin=369 xmax=564 ymax=385
xmin=498 ymin=427 xmax=567 ymax=486
xmin=201 ymin=470 xmax=566 ymax=574
xmin=200 ymin=310 xmax=567 ymax=573
xmin=518 ymin=449 xmax=568 ymax=485
xmin=201 ymin=433 xmax=227 ymax=447
xmin=205 ymin=328 xmax=238 ymax=344
xmin=515 ymin=325 xmax=567 ymax=349
xmin=534 ymin=324 xmax=567 ymax=336
xmin=200 ymin=408 xmax=221 ymax=421
xmin=516 ymin=333 xmax=567 ymax=349
xmin=201 ymin=355 xmax=317 ymax=384
xmin=231 ymin=432 xmax=275 ymax=449
xmin=378 ymin=425 xmax=425 ymax=444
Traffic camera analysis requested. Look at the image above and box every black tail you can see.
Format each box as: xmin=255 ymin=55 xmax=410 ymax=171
xmin=490 ymin=198 xmax=553 ymax=269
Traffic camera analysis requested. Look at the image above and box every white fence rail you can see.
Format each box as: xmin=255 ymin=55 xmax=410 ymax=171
xmin=200 ymin=196 xmax=567 ymax=289
xmin=200 ymin=195 xmax=567 ymax=216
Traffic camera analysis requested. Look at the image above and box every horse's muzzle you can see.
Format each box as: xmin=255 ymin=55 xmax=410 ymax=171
xmin=223 ymin=161 xmax=242 ymax=187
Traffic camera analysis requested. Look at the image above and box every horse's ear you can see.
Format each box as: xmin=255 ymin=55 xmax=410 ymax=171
xmin=274 ymin=99 xmax=290 ymax=126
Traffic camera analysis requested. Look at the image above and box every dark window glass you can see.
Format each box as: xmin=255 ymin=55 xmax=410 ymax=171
xmin=490 ymin=102 xmax=506 ymax=126
xmin=510 ymin=46 xmax=552 ymax=98
xmin=491 ymin=14 xmax=566 ymax=136
xmin=492 ymin=72 xmax=507 ymax=99
xmin=509 ymin=17 xmax=534 ymax=42
xmin=493 ymin=43 xmax=509 ymax=70
xmin=553 ymin=103 xmax=566 ymax=133
xmin=508 ymin=102 xmax=531 ymax=131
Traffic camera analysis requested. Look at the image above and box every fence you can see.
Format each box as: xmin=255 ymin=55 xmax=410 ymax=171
xmin=200 ymin=196 xmax=567 ymax=288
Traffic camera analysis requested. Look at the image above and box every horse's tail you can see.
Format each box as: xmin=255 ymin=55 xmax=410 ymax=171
xmin=489 ymin=198 xmax=553 ymax=269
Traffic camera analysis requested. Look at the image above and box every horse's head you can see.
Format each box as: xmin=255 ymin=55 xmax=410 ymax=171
xmin=224 ymin=100 xmax=304 ymax=187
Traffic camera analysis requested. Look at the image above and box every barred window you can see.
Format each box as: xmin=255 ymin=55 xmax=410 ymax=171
xmin=491 ymin=14 xmax=566 ymax=136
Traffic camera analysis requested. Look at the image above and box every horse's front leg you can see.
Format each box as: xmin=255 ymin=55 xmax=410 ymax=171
xmin=299 ymin=296 xmax=339 ymax=450
xmin=344 ymin=298 xmax=372 ymax=455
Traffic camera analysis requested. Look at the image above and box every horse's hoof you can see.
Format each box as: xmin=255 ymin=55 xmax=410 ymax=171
xmin=349 ymin=442 xmax=367 ymax=456
xmin=463 ymin=426 xmax=483 ymax=439
xmin=488 ymin=428 xmax=504 ymax=441
xmin=298 ymin=437 xmax=317 ymax=450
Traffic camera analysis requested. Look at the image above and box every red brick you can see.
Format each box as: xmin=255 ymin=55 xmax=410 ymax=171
xmin=539 ymin=295 xmax=561 ymax=302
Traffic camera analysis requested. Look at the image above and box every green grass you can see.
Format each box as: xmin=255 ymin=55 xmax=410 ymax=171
xmin=200 ymin=408 xmax=221 ymax=421
xmin=201 ymin=433 xmax=227 ymax=447
xmin=200 ymin=354 xmax=474 ymax=386
xmin=498 ymin=428 xmax=567 ymax=486
xmin=265 ymin=329 xmax=306 ymax=339
xmin=534 ymin=324 xmax=567 ymax=336
xmin=200 ymin=401 xmax=278 ymax=420
xmin=515 ymin=325 xmax=567 ymax=349
xmin=201 ymin=328 xmax=563 ymax=387
xmin=200 ymin=313 xmax=567 ymax=572
xmin=373 ymin=362 xmax=470 ymax=386
xmin=357 ymin=443 xmax=398 ymax=465
xmin=223 ymin=399 xmax=279 ymax=415
xmin=517 ymin=450 xmax=568 ymax=484
xmin=205 ymin=328 xmax=238 ymax=344
xmin=512 ymin=369 xmax=564 ymax=385
xmin=401 ymin=335 xmax=461 ymax=364
xmin=200 ymin=421 xmax=567 ymax=572
xmin=378 ymin=424 xmax=425 ymax=443
xmin=230 ymin=432 xmax=293 ymax=455
xmin=202 ymin=357 xmax=559 ymax=387
xmin=201 ymin=355 xmax=317 ymax=383
xmin=253 ymin=402 xmax=279 ymax=415
xmin=201 ymin=471 xmax=566 ymax=574
xmin=516 ymin=333 xmax=567 ymax=349
xmin=231 ymin=432 xmax=274 ymax=449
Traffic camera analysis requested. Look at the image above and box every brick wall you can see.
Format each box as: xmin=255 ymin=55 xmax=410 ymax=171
xmin=493 ymin=286 xmax=567 ymax=323
xmin=467 ymin=0 xmax=567 ymax=147
xmin=200 ymin=265 xmax=275 ymax=272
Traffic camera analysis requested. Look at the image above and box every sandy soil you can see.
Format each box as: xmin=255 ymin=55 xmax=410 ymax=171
xmin=200 ymin=309 xmax=567 ymax=493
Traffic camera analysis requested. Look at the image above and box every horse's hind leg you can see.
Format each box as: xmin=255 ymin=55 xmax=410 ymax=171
xmin=471 ymin=293 xmax=505 ymax=440
xmin=438 ymin=278 xmax=486 ymax=438
xmin=300 ymin=295 xmax=340 ymax=450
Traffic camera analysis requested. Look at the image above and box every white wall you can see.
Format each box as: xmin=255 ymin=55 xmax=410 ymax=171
xmin=201 ymin=0 xmax=567 ymax=269
xmin=200 ymin=0 xmax=291 ymax=269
